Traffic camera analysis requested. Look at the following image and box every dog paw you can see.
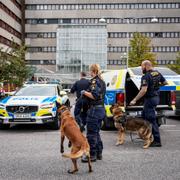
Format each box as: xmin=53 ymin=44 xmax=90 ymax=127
xmin=143 ymin=145 xmax=149 ymax=149
xmin=116 ymin=141 xmax=124 ymax=146
xmin=60 ymin=149 xmax=64 ymax=153
xmin=89 ymin=169 xmax=93 ymax=173
xmin=67 ymin=169 xmax=78 ymax=174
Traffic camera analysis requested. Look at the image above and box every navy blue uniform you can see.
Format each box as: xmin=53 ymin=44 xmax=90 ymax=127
xmin=141 ymin=70 xmax=166 ymax=143
xmin=71 ymin=78 xmax=90 ymax=128
xmin=86 ymin=76 xmax=106 ymax=157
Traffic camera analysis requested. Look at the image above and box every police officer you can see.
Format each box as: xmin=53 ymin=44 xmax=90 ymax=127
xmin=81 ymin=64 xmax=106 ymax=162
xmin=130 ymin=60 xmax=167 ymax=147
xmin=70 ymin=72 xmax=90 ymax=131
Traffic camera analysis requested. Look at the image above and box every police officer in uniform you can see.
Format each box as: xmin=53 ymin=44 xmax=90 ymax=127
xmin=130 ymin=60 xmax=167 ymax=147
xmin=81 ymin=64 xmax=106 ymax=162
xmin=70 ymin=72 xmax=90 ymax=131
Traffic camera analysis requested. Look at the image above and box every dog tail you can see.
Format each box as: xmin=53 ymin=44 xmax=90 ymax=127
xmin=62 ymin=144 xmax=88 ymax=159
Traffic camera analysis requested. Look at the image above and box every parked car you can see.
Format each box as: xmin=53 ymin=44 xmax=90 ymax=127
xmin=0 ymin=84 xmax=70 ymax=130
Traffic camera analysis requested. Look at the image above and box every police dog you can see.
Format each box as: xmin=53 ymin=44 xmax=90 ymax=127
xmin=110 ymin=104 xmax=153 ymax=149
xmin=58 ymin=105 xmax=92 ymax=174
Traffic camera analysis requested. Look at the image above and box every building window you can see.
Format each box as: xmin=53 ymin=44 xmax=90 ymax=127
xmin=0 ymin=35 xmax=19 ymax=47
xmin=0 ymin=2 xmax=21 ymax=24
xmin=63 ymin=19 xmax=71 ymax=24
xmin=26 ymin=3 xmax=180 ymax=10
xmin=10 ymin=0 xmax=21 ymax=10
xmin=26 ymin=60 xmax=56 ymax=65
xmin=108 ymin=32 xmax=180 ymax=39
xmin=27 ymin=47 xmax=56 ymax=53
xmin=0 ymin=20 xmax=21 ymax=39
xmin=108 ymin=46 xmax=179 ymax=53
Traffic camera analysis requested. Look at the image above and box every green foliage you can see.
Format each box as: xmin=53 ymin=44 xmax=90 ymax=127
xmin=0 ymin=41 xmax=31 ymax=86
xmin=168 ymin=43 xmax=180 ymax=74
xmin=128 ymin=32 xmax=156 ymax=67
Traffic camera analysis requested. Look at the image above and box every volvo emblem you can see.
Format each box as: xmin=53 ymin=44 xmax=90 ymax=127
xmin=19 ymin=106 xmax=25 ymax=113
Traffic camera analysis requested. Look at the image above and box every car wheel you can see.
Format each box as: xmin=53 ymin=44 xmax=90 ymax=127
xmin=0 ymin=124 xmax=10 ymax=130
xmin=65 ymin=99 xmax=70 ymax=107
xmin=101 ymin=120 xmax=107 ymax=130
xmin=50 ymin=114 xmax=60 ymax=130
xmin=101 ymin=117 xmax=116 ymax=130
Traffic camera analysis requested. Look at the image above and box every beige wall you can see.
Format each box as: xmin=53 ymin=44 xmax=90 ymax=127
xmin=0 ymin=28 xmax=21 ymax=44
xmin=25 ymin=38 xmax=56 ymax=46
xmin=26 ymin=52 xmax=56 ymax=60
xmin=0 ymin=10 xmax=21 ymax=33
xmin=1 ymin=0 xmax=22 ymax=19
xmin=25 ymin=0 xmax=180 ymax=70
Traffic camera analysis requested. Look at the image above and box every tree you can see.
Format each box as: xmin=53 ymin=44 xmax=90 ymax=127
xmin=0 ymin=41 xmax=31 ymax=87
xmin=128 ymin=32 xmax=156 ymax=67
xmin=168 ymin=42 xmax=180 ymax=74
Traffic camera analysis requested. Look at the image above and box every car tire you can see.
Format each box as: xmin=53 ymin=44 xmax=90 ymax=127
xmin=65 ymin=99 xmax=70 ymax=107
xmin=101 ymin=120 xmax=107 ymax=130
xmin=101 ymin=117 xmax=115 ymax=130
xmin=0 ymin=124 xmax=10 ymax=130
xmin=50 ymin=114 xmax=60 ymax=130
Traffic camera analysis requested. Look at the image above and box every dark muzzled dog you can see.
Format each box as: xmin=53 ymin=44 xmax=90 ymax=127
xmin=110 ymin=104 xmax=154 ymax=149
xmin=58 ymin=105 xmax=92 ymax=174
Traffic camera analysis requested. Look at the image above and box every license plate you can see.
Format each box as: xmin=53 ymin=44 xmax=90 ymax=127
xmin=14 ymin=113 xmax=31 ymax=119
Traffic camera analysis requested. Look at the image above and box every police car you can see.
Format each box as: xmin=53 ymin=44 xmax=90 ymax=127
xmin=102 ymin=67 xmax=180 ymax=129
xmin=0 ymin=84 xmax=70 ymax=130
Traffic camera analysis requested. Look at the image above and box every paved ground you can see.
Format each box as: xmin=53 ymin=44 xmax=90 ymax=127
xmin=0 ymin=115 xmax=180 ymax=180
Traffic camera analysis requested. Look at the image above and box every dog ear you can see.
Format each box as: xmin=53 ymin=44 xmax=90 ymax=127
xmin=110 ymin=104 xmax=115 ymax=113
xmin=117 ymin=101 xmax=124 ymax=106
xmin=57 ymin=105 xmax=65 ymax=114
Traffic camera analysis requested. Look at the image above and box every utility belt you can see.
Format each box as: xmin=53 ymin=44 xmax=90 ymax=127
xmin=90 ymin=99 xmax=104 ymax=107
xmin=145 ymin=95 xmax=159 ymax=99
xmin=90 ymin=104 xmax=104 ymax=108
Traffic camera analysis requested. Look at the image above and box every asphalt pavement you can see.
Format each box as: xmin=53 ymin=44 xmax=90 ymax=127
xmin=0 ymin=102 xmax=180 ymax=180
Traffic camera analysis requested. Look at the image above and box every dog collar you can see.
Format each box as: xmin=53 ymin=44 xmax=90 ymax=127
xmin=116 ymin=115 xmax=127 ymax=124
xmin=59 ymin=107 xmax=68 ymax=114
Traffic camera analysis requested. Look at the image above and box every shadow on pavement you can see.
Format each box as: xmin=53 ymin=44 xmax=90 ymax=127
xmin=0 ymin=124 xmax=58 ymax=133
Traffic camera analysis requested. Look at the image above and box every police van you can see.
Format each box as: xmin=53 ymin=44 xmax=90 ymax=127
xmin=101 ymin=67 xmax=180 ymax=129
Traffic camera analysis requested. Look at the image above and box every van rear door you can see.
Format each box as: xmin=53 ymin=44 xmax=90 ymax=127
xmin=125 ymin=67 xmax=180 ymax=112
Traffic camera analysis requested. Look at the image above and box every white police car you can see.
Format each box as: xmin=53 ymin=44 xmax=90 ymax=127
xmin=0 ymin=84 xmax=70 ymax=130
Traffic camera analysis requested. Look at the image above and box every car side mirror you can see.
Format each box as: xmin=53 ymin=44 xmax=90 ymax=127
xmin=63 ymin=89 xmax=71 ymax=94
xmin=60 ymin=91 xmax=67 ymax=96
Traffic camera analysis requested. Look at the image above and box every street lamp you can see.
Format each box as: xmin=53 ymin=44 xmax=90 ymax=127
xmin=80 ymin=30 xmax=83 ymax=73
xmin=151 ymin=17 xmax=158 ymax=23
xmin=99 ymin=18 xmax=106 ymax=23
xmin=126 ymin=19 xmax=130 ymax=69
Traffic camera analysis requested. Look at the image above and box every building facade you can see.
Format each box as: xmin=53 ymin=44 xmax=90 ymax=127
xmin=56 ymin=24 xmax=107 ymax=74
xmin=0 ymin=0 xmax=24 ymax=50
xmin=25 ymin=0 xmax=180 ymax=70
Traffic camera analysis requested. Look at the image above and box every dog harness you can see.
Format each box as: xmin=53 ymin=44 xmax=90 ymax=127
xmin=115 ymin=115 xmax=127 ymax=127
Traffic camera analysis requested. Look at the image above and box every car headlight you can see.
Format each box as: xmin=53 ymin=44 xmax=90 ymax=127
xmin=40 ymin=103 xmax=54 ymax=109
xmin=0 ymin=104 xmax=5 ymax=109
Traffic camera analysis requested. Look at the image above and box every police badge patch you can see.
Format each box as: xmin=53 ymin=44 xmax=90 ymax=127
xmin=91 ymin=79 xmax=96 ymax=90
xmin=142 ymin=79 xmax=147 ymax=85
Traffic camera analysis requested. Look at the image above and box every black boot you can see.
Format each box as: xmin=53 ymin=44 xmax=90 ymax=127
xmin=150 ymin=141 xmax=162 ymax=147
xmin=97 ymin=154 xmax=102 ymax=160
xmin=81 ymin=155 xmax=96 ymax=163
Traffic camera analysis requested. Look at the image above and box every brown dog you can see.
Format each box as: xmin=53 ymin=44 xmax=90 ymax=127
xmin=58 ymin=105 xmax=92 ymax=174
xmin=110 ymin=104 xmax=153 ymax=149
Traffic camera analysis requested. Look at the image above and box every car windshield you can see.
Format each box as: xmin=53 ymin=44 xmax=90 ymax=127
xmin=130 ymin=67 xmax=178 ymax=76
xmin=15 ymin=86 xmax=56 ymax=96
